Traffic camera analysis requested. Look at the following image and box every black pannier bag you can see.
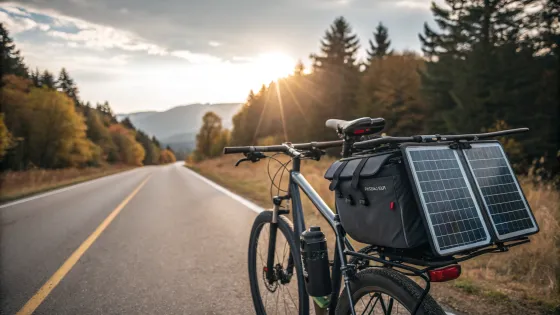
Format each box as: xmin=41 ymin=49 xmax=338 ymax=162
xmin=324 ymin=151 xmax=428 ymax=249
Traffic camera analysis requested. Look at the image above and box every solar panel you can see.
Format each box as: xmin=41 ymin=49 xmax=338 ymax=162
xmin=404 ymin=146 xmax=491 ymax=255
xmin=464 ymin=143 xmax=538 ymax=240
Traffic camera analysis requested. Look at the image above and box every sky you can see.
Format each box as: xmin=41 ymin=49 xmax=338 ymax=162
xmin=0 ymin=0 xmax=438 ymax=113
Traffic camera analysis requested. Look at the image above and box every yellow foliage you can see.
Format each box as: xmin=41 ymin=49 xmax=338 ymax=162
xmin=25 ymin=88 xmax=92 ymax=167
xmin=0 ymin=113 xmax=13 ymax=160
xmin=195 ymin=111 xmax=225 ymax=159
xmin=159 ymin=149 xmax=176 ymax=164
xmin=108 ymin=124 xmax=145 ymax=166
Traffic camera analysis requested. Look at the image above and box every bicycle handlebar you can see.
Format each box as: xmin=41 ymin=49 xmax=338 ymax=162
xmin=353 ymin=128 xmax=529 ymax=149
xmin=223 ymin=140 xmax=343 ymax=155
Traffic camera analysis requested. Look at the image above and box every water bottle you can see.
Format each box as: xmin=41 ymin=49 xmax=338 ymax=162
xmin=300 ymin=226 xmax=332 ymax=297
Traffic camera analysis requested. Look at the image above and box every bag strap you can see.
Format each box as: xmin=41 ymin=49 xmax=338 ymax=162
xmin=328 ymin=160 xmax=348 ymax=193
xmin=351 ymin=158 xmax=370 ymax=206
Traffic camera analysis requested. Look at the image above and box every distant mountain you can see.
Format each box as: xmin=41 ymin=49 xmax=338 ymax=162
xmin=118 ymin=103 xmax=242 ymax=153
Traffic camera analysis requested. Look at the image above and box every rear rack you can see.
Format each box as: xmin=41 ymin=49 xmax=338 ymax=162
xmin=345 ymin=237 xmax=530 ymax=271
xmin=344 ymin=237 xmax=529 ymax=315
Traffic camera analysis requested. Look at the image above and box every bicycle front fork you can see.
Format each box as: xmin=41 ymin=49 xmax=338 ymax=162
xmin=266 ymin=196 xmax=293 ymax=283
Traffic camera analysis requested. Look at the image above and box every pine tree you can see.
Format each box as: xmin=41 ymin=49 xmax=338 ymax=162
xmin=121 ymin=117 xmax=136 ymax=130
xmin=31 ymin=68 xmax=41 ymax=87
xmin=418 ymin=0 xmax=555 ymax=170
xmin=310 ymin=17 xmax=361 ymax=139
xmin=57 ymin=68 xmax=79 ymax=105
xmin=293 ymin=60 xmax=305 ymax=76
xmin=0 ymin=23 xmax=28 ymax=79
xmin=40 ymin=70 xmax=56 ymax=89
xmin=151 ymin=135 xmax=161 ymax=148
xmin=311 ymin=17 xmax=360 ymax=71
xmin=366 ymin=22 xmax=392 ymax=63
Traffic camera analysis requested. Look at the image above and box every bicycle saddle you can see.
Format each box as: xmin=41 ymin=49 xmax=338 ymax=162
xmin=325 ymin=117 xmax=385 ymax=136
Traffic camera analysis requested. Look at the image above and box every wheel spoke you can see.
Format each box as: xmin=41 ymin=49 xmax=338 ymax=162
xmin=284 ymin=282 xmax=299 ymax=310
xmin=281 ymin=239 xmax=289 ymax=263
xmin=280 ymin=285 xmax=289 ymax=315
xmin=275 ymin=285 xmax=280 ymax=315
xmin=359 ymin=293 xmax=375 ymax=315
xmin=379 ymin=294 xmax=388 ymax=315
xmin=368 ymin=294 xmax=380 ymax=315
xmin=386 ymin=297 xmax=394 ymax=314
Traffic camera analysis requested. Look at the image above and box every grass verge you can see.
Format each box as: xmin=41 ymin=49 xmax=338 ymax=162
xmin=0 ymin=165 xmax=135 ymax=202
xmin=188 ymin=155 xmax=559 ymax=314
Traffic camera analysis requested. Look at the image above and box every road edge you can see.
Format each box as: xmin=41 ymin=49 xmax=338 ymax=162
xmin=0 ymin=167 xmax=141 ymax=209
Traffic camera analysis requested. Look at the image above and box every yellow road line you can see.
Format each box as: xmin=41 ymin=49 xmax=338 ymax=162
xmin=17 ymin=175 xmax=152 ymax=315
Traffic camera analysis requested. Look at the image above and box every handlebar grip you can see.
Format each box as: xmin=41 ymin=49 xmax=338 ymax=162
xmin=223 ymin=146 xmax=254 ymax=154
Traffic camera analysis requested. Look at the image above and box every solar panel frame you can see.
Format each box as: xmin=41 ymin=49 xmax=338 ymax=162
xmin=463 ymin=141 xmax=539 ymax=241
xmin=401 ymin=144 xmax=492 ymax=256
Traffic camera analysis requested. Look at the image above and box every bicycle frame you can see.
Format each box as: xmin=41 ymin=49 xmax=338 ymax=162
xmin=267 ymin=156 xmax=357 ymax=315
xmin=226 ymin=126 xmax=532 ymax=315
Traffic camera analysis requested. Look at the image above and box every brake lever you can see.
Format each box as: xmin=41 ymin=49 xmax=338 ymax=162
xmin=235 ymin=158 xmax=250 ymax=166
xmin=235 ymin=152 xmax=266 ymax=166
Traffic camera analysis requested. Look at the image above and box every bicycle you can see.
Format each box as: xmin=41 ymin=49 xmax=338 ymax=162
xmin=223 ymin=117 xmax=534 ymax=315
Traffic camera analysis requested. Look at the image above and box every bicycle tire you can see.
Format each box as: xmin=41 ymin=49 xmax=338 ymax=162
xmin=335 ymin=268 xmax=445 ymax=315
xmin=248 ymin=211 xmax=309 ymax=315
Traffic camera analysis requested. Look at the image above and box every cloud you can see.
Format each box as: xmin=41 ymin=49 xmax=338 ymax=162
xmin=0 ymin=9 xmax=50 ymax=33
xmin=394 ymin=0 xmax=431 ymax=10
xmin=1 ymin=5 xmax=30 ymax=16
xmin=2 ymin=2 xmax=224 ymax=64
xmin=170 ymin=50 xmax=222 ymax=64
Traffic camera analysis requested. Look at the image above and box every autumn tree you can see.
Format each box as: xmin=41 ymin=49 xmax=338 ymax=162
xmin=0 ymin=113 xmax=13 ymax=161
xmin=194 ymin=111 xmax=224 ymax=159
xmin=109 ymin=124 xmax=145 ymax=165
xmin=85 ymin=110 xmax=116 ymax=160
xmin=366 ymin=22 xmax=392 ymax=64
xmin=357 ymin=52 xmax=427 ymax=136
xmin=159 ymin=149 xmax=176 ymax=164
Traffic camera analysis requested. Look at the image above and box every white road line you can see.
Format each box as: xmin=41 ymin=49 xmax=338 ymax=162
xmin=0 ymin=168 xmax=141 ymax=209
xmin=178 ymin=163 xmax=264 ymax=214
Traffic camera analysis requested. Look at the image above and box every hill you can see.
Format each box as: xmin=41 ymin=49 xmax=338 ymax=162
xmin=117 ymin=103 xmax=242 ymax=154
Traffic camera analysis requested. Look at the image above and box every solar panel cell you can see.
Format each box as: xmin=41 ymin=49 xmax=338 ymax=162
xmin=464 ymin=143 xmax=537 ymax=240
xmin=405 ymin=146 xmax=491 ymax=255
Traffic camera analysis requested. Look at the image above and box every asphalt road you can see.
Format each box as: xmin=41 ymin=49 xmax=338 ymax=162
xmin=1 ymin=162 xmax=460 ymax=315
xmin=1 ymin=163 xmax=257 ymax=314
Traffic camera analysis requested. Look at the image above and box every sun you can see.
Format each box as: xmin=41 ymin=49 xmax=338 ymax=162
xmin=253 ymin=52 xmax=295 ymax=85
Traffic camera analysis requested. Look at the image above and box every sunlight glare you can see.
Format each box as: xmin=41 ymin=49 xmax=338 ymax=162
xmin=253 ymin=52 xmax=295 ymax=87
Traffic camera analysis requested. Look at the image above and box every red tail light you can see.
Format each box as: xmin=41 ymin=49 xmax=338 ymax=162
xmin=354 ymin=129 xmax=366 ymax=135
xmin=428 ymin=265 xmax=461 ymax=282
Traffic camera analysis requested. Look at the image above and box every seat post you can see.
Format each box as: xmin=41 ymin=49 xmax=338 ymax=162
xmin=341 ymin=137 xmax=353 ymax=158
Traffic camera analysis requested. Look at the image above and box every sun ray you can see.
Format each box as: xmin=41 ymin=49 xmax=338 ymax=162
xmin=252 ymin=85 xmax=272 ymax=144
xmin=283 ymin=80 xmax=309 ymax=125
xmin=289 ymin=75 xmax=324 ymax=104
xmin=275 ymin=80 xmax=289 ymax=142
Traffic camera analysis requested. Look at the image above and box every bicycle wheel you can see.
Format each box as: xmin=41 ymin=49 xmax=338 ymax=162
xmin=335 ymin=268 xmax=445 ymax=315
xmin=248 ymin=211 xmax=309 ymax=315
